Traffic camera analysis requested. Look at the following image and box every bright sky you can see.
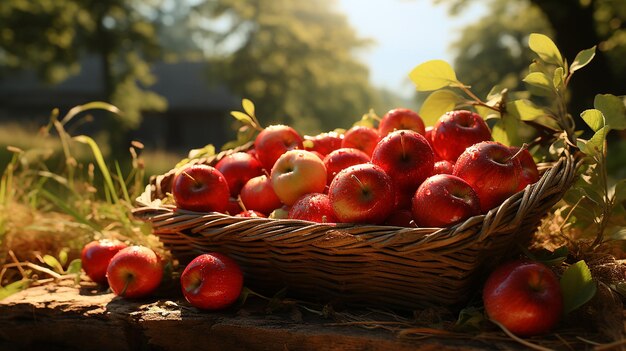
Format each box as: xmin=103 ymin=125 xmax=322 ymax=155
xmin=337 ymin=0 xmax=487 ymax=99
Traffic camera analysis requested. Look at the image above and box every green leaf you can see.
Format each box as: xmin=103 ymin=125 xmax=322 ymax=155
xmin=570 ymin=46 xmax=596 ymax=73
xmin=454 ymin=307 xmax=484 ymax=331
xmin=475 ymin=105 xmax=501 ymax=121
xmin=594 ymin=94 xmax=626 ymax=131
xmin=43 ymin=255 xmax=64 ymax=274
xmin=230 ymin=111 xmax=254 ymax=125
xmin=506 ymin=99 xmax=545 ymax=121
xmin=581 ymin=125 xmax=609 ymax=155
xmin=612 ymin=179 xmax=626 ymax=203
xmin=529 ymin=33 xmax=563 ymax=66
xmin=419 ymin=90 xmax=462 ymax=126
xmin=409 ymin=60 xmax=459 ymax=91
xmin=242 ymin=98 xmax=255 ymax=118
xmin=523 ymin=72 xmax=554 ymax=97
xmin=581 ymin=109 xmax=605 ymax=132
xmin=560 ymin=260 xmax=597 ymax=315
xmin=67 ymin=259 xmax=82 ymax=275
xmin=492 ymin=117 xmax=522 ymax=146
xmin=59 ymin=249 xmax=68 ymax=266
xmin=0 ymin=279 xmax=30 ymax=300
xmin=553 ymin=67 xmax=565 ymax=91
xmin=533 ymin=246 xmax=569 ymax=267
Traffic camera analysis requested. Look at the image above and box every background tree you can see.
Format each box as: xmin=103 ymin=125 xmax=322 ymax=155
xmin=190 ymin=0 xmax=379 ymax=134
xmin=438 ymin=0 xmax=626 ymax=116
xmin=0 ymin=0 xmax=167 ymax=159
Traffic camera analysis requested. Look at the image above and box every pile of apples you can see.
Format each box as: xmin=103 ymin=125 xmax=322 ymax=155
xmin=80 ymin=240 xmax=243 ymax=310
xmin=172 ymin=108 xmax=540 ymax=228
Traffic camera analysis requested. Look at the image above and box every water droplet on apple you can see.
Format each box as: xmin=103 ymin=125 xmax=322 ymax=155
xmin=471 ymin=151 xmax=479 ymax=160
xmin=424 ymin=189 xmax=432 ymax=196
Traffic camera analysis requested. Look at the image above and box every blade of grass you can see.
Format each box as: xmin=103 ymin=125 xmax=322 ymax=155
xmin=114 ymin=161 xmax=131 ymax=204
xmin=60 ymin=101 xmax=122 ymax=126
xmin=73 ymin=135 xmax=119 ymax=204
xmin=0 ymin=279 xmax=31 ymax=300
xmin=38 ymin=189 xmax=101 ymax=232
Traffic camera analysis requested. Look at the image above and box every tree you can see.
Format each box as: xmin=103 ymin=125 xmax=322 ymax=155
xmin=190 ymin=0 xmax=379 ymax=134
xmin=0 ymin=0 xmax=167 ymax=159
xmin=437 ymin=0 xmax=626 ymax=116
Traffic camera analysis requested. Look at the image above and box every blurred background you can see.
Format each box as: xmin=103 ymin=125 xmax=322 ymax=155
xmin=0 ymin=0 xmax=625 ymax=175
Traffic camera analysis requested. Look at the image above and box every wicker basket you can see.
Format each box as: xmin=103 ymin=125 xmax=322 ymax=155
xmin=133 ymin=144 xmax=579 ymax=310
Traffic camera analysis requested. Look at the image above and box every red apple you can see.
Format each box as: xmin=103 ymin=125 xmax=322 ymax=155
xmin=271 ymin=149 xmax=327 ymax=206
xmin=510 ymin=146 xmax=540 ymax=191
xmin=424 ymin=126 xmax=434 ymax=146
xmin=239 ymin=175 xmax=282 ymax=216
xmin=304 ymin=131 xmax=343 ymax=156
xmin=328 ymin=163 xmax=395 ymax=224
xmin=378 ymin=108 xmax=426 ymax=137
xmin=433 ymin=160 xmax=454 ymax=175
xmin=371 ymin=130 xmax=434 ymax=196
xmin=172 ymin=164 xmax=230 ymax=213
xmin=431 ymin=110 xmax=492 ymax=162
xmin=323 ymin=148 xmax=370 ymax=185
xmin=81 ymin=239 xmax=128 ymax=285
xmin=341 ymin=126 xmax=380 ymax=157
xmin=226 ymin=197 xmax=243 ymax=216
xmin=453 ymin=141 xmax=522 ymax=213
xmin=288 ymin=193 xmax=337 ymax=223
xmin=411 ymin=174 xmax=480 ymax=227
xmin=106 ymin=246 xmax=163 ymax=298
xmin=483 ymin=260 xmax=563 ymax=337
xmin=254 ymin=125 xmax=303 ymax=171
xmin=180 ymin=253 xmax=244 ymax=310
xmin=215 ymin=152 xmax=264 ymax=197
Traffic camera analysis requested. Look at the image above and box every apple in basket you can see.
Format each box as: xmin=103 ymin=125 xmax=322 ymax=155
xmin=378 ymin=108 xmax=426 ymax=137
xmin=271 ymin=149 xmax=327 ymax=206
xmin=81 ymin=239 xmax=128 ymax=285
xmin=289 ymin=193 xmax=337 ymax=223
xmin=304 ymin=131 xmax=344 ymax=157
xmin=412 ymin=174 xmax=480 ymax=227
xmin=254 ymin=124 xmax=303 ymax=171
xmin=180 ymin=253 xmax=244 ymax=310
xmin=328 ymin=163 xmax=394 ymax=224
xmin=341 ymin=125 xmax=380 ymax=157
xmin=172 ymin=164 xmax=230 ymax=213
xmin=371 ymin=129 xmax=435 ymax=198
xmin=214 ymin=152 xmax=264 ymax=197
xmin=431 ymin=110 xmax=492 ymax=162
xmin=453 ymin=141 xmax=522 ymax=213
xmin=483 ymin=260 xmax=563 ymax=336
xmin=323 ymin=147 xmax=370 ymax=185
xmin=106 ymin=246 xmax=163 ymax=298
xmin=510 ymin=146 xmax=540 ymax=191
xmin=239 ymin=174 xmax=282 ymax=216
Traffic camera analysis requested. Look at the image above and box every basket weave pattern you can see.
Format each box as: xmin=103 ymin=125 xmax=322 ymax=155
xmin=133 ymin=146 xmax=578 ymax=310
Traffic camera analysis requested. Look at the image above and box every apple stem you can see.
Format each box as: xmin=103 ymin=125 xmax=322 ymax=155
xmin=322 ymin=215 xmax=327 ymax=223
xmin=119 ymin=274 xmax=132 ymax=297
xmin=505 ymin=143 xmax=528 ymax=162
xmin=237 ymin=195 xmax=247 ymax=212
xmin=400 ymin=131 xmax=407 ymax=159
xmin=350 ymin=174 xmax=366 ymax=191
xmin=181 ymin=171 xmax=199 ymax=186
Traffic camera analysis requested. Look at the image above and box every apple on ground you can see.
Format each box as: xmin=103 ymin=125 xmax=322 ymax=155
xmin=271 ymin=149 xmax=327 ymax=206
xmin=323 ymin=147 xmax=370 ymax=185
xmin=483 ymin=260 xmax=563 ymax=337
xmin=453 ymin=141 xmax=522 ymax=213
xmin=304 ymin=131 xmax=343 ymax=156
xmin=431 ymin=110 xmax=492 ymax=162
xmin=510 ymin=146 xmax=540 ymax=191
xmin=288 ymin=193 xmax=337 ymax=223
xmin=328 ymin=163 xmax=395 ymax=224
xmin=81 ymin=239 xmax=128 ymax=285
xmin=180 ymin=253 xmax=244 ymax=310
xmin=239 ymin=174 xmax=282 ymax=216
xmin=215 ymin=152 xmax=264 ymax=197
xmin=378 ymin=108 xmax=426 ymax=137
xmin=371 ymin=130 xmax=435 ymax=198
xmin=412 ymin=174 xmax=481 ymax=227
xmin=341 ymin=125 xmax=380 ymax=157
xmin=106 ymin=246 xmax=163 ymax=298
xmin=254 ymin=125 xmax=303 ymax=171
xmin=172 ymin=164 xmax=230 ymax=213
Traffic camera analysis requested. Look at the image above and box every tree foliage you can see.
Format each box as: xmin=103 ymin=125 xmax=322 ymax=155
xmin=190 ymin=0 xmax=378 ymax=134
